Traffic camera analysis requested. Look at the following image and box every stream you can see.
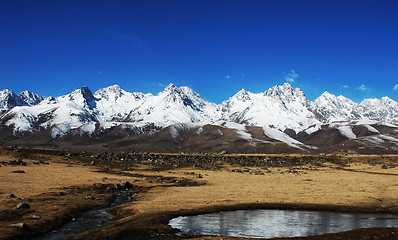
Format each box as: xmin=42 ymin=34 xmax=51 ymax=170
xmin=36 ymin=189 xmax=134 ymax=240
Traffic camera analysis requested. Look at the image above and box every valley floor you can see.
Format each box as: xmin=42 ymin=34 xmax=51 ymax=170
xmin=0 ymin=147 xmax=397 ymax=240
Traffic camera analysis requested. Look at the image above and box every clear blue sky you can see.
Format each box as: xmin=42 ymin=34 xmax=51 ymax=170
xmin=1 ymin=0 xmax=397 ymax=103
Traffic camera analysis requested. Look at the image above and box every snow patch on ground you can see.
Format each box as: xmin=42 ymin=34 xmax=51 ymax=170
xmin=222 ymin=122 xmax=253 ymax=140
xmin=51 ymin=124 xmax=71 ymax=139
xmin=329 ymin=122 xmax=356 ymax=139
xmin=217 ymin=129 xmax=224 ymax=136
xmin=196 ymin=127 xmax=203 ymax=135
xmin=305 ymin=125 xmax=320 ymax=135
xmin=378 ymin=135 xmax=398 ymax=144
xmin=337 ymin=126 xmax=357 ymax=139
xmin=262 ymin=127 xmax=303 ymax=149
xmin=80 ymin=122 xmax=96 ymax=135
xmin=169 ymin=126 xmax=179 ymax=138
xmin=363 ymin=124 xmax=380 ymax=133
xmin=364 ymin=136 xmax=385 ymax=144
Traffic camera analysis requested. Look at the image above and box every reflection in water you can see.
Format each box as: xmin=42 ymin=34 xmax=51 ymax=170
xmin=169 ymin=209 xmax=398 ymax=238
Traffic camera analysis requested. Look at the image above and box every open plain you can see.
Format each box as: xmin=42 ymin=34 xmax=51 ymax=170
xmin=0 ymin=146 xmax=398 ymax=240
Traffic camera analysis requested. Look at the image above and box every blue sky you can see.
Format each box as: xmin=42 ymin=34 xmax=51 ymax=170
xmin=1 ymin=0 xmax=398 ymax=103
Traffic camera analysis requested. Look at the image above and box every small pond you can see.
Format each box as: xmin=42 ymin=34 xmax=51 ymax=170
xmin=169 ymin=209 xmax=398 ymax=238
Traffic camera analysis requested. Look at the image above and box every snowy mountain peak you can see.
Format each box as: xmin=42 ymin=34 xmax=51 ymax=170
xmin=73 ymin=86 xmax=94 ymax=99
xmin=265 ymin=83 xmax=309 ymax=106
xmin=0 ymin=89 xmax=44 ymax=114
xmin=0 ymin=89 xmax=25 ymax=114
xmin=381 ymin=96 xmax=394 ymax=103
xmin=311 ymin=91 xmax=358 ymax=123
xmin=61 ymin=86 xmax=96 ymax=109
xmin=18 ymin=91 xmax=44 ymax=106
xmin=95 ymin=84 xmax=126 ymax=101
xmin=2 ymin=82 xmax=398 ymax=146
xmin=319 ymin=91 xmax=334 ymax=99
xmin=234 ymin=88 xmax=251 ymax=101
xmin=162 ymin=83 xmax=178 ymax=93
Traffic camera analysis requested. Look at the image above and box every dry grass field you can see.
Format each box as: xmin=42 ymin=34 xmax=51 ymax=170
xmin=0 ymin=147 xmax=397 ymax=239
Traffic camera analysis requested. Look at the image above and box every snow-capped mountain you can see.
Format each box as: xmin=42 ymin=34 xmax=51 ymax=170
xmin=358 ymin=97 xmax=398 ymax=124
xmin=219 ymin=83 xmax=319 ymax=132
xmin=18 ymin=91 xmax=44 ymax=106
xmin=94 ymin=85 xmax=149 ymax=122
xmin=0 ymin=89 xmax=43 ymax=115
xmin=2 ymin=87 xmax=97 ymax=137
xmin=125 ymin=83 xmax=218 ymax=126
xmin=310 ymin=91 xmax=359 ymax=123
xmin=1 ymin=82 xmax=398 ymax=153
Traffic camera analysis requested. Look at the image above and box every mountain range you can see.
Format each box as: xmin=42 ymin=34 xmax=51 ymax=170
xmin=1 ymin=83 xmax=397 ymax=154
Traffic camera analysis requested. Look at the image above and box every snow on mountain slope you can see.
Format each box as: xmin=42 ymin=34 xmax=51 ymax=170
xmin=0 ymin=90 xmax=25 ymax=114
xmin=0 ymin=89 xmax=44 ymax=115
xmin=262 ymin=126 xmax=306 ymax=149
xmin=311 ymin=91 xmax=359 ymax=123
xmin=1 ymin=82 xmax=398 ymax=152
xmin=329 ymin=122 xmax=357 ymax=139
xmin=358 ymin=97 xmax=398 ymax=124
xmin=18 ymin=91 xmax=44 ymax=106
xmin=126 ymin=84 xmax=218 ymax=126
xmin=94 ymin=85 xmax=150 ymax=122
xmin=3 ymin=87 xmax=98 ymax=137
xmin=220 ymin=83 xmax=320 ymax=132
xmin=1 ymin=84 xmax=219 ymax=138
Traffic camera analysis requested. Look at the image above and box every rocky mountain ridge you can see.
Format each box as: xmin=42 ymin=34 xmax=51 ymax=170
xmin=1 ymin=83 xmax=397 ymax=153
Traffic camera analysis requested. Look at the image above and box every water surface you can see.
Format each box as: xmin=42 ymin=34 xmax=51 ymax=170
xmin=37 ymin=189 xmax=134 ymax=240
xmin=169 ymin=209 xmax=398 ymax=238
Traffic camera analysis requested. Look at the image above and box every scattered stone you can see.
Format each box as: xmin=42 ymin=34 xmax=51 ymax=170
xmin=5 ymin=193 xmax=16 ymax=199
xmin=93 ymin=183 xmax=106 ymax=190
xmin=85 ymin=196 xmax=95 ymax=200
xmin=381 ymin=164 xmax=389 ymax=169
xmin=27 ymin=215 xmax=41 ymax=220
xmin=9 ymin=222 xmax=27 ymax=229
xmin=115 ymin=180 xmax=132 ymax=189
xmin=11 ymin=170 xmax=25 ymax=173
xmin=15 ymin=198 xmax=32 ymax=202
xmin=14 ymin=203 xmax=30 ymax=210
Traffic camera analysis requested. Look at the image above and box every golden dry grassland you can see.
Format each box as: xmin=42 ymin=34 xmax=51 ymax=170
xmin=1 ymin=148 xmax=397 ymax=240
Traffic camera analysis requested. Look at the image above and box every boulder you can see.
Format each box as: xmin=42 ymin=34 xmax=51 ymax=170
xmin=9 ymin=222 xmax=28 ymax=229
xmin=115 ymin=180 xmax=132 ymax=189
xmin=15 ymin=203 xmax=30 ymax=210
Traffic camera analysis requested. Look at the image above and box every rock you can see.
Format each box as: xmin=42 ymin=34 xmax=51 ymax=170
xmin=85 ymin=196 xmax=95 ymax=200
xmin=93 ymin=183 xmax=105 ymax=190
xmin=5 ymin=193 xmax=16 ymax=199
xmin=11 ymin=170 xmax=25 ymax=173
xmin=27 ymin=215 xmax=41 ymax=220
xmin=15 ymin=197 xmax=32 ymax=202
xmin=9 ymin=222 xmax=27 ymax=229
xmin=115 ymin=180 xmax=132 ymax=189
xmin=15 ymin=203 xmax=30 ymax=210
xmin=57 ymin=192 xmax=66 ymax=196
